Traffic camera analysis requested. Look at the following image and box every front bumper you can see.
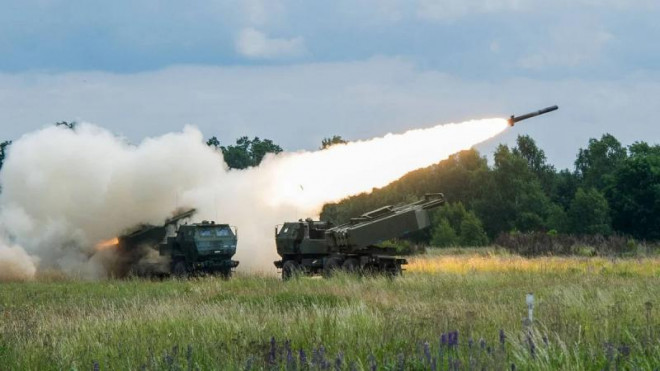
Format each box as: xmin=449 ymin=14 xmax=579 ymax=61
xmin=195 ymin=259 xmax=239 ymax=270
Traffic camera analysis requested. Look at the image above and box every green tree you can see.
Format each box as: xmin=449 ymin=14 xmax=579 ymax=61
xmin=206 ymin=136 xmax=221 ymax=149
xmin=430 ymin=218 xmax=457 ymax=247
xmin=321 ymin=135 xmax=348 ymax=149
xmin=575 ymin=134 xmax=627 ymax=190
xmin=512 ymin=135 xmax=556 ymax=193
xmin=607 ymin=142 xmax=660 ymax=240
xmin=568 ymin=188 xmax=612 ymax=235
xmin=319 ymin=149 xmax=490 ymax=226
xmin=0 ymin=140 xmax=11 ymax=172
xmin=249 ymin=137 xmax=283 ymax=165
xmin=474 ymin=144 xmax=551 ymax=237
xmin=546 ymin=203 xmax=569 ymax=233
xmin=430 ymin=202 xmax=488 ymax=247
xmin=207 ymin=136 xmax=283 ymax=169
xmin=550 ymin=169 xmax=579 ymax=210
xmin=458 ymin=213 xmax=489 ymax=246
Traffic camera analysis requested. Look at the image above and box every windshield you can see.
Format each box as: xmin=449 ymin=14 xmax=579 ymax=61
xmin=196 ymin=225 xmax=233 ymax=238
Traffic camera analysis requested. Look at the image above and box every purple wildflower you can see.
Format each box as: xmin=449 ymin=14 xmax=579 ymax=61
xmin=92 ymin=360 xmax=100 ymax=371
xmin=423 ymin=341 xmax=432 ymax=364
xmin=479 ymin=338 xmax=486 ymax=350
xmin=605 ymin=342 xmax=615 ymax=363
xmin=441 ymin=333 xmax=447 ymax=346
xmin=299 ymin=348 xmax=307 ymax=366
xmin=186 ymin=345 xmax=193 ymax=371
xmin=244 ymin=357 xmax=254 ymax=371
xmin=164 ymin=352 xmax=174 ymax=368
xmin=285 ymin=341 xmax=294 ymax=369
xmin=448 ymin=331 xmax=459 ymax=347
xmin=268 ymin=337 xmax=277 ymax=365
xmin=618 ymin=345 xmax=631 ymax=357
xmin=335 ymin=352 xmax=344 ymax=370
xmin=499 ymin=329 xmax=506 ymax=345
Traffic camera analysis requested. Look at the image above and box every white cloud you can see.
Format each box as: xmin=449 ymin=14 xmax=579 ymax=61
xmin=242 ymin=0 xmax=286 ymax=26
xmin=417 ymin=0 xmax=529 ymax=20
xmin=415 ymin=0 xmax=658 ymax=20
xmin=0 ymin=58 xmax=658 ymax=170
xmin=518 ymin=22 xmax=613 ymax=69
xmin=236 ymin=28 xmax=305 ymax=59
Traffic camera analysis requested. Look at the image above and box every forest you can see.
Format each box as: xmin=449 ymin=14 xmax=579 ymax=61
xmin=320 ymin=134 xmax=660 ymax=250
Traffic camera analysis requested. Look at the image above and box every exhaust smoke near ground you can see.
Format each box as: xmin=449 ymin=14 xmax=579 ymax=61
xmin=0 ymin=118 xmax=508 ymax=280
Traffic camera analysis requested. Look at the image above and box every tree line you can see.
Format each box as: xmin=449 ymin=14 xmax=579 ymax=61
xmin=320 ymin=134 xmax=660 ymax=245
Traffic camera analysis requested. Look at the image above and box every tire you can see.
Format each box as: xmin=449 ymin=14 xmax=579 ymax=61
xmin=322 ymin=257 xmax=342 ymax=278
xmin=282 ymin=260 xmax=300 ymax=281
xmin=172 ymin=261 xmax=188 ymax=278
xmin=218 ymin=269 xmax=232 ymax=280
xmin=386 ymin=263 xmax=402 ymax=278
xmin=341 ymin=258 xmax=360 ymax=274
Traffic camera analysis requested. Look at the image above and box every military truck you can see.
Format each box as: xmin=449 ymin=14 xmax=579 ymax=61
xmin=274 ymin=193 xmax=445 ymax=279
xmin=117 ymin=209 xmax=239 ymax=278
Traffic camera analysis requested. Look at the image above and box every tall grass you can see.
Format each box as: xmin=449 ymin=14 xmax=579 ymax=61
xmin=0 ymin=249 xmax=658 ymax=370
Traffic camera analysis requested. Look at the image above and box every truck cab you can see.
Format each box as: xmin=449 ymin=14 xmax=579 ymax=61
xmin=161 ymin=221 xmax=239 ymax=277
xmin=275 ymin=219 xmax=333 ymax=259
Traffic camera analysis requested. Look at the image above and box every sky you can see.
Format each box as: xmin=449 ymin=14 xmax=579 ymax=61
xmin=1 ymin=0 xmax=659 ymax=169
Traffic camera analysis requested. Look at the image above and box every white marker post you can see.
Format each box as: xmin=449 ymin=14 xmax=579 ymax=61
xmin=526 ymin=293 xmax=535 ymax=325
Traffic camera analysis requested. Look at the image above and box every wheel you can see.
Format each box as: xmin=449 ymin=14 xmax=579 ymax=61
xmin=172 ymin=261 xmax=188 ymax=278
xmin=322 ymin=257 xmax=342 ymax=278
xmin=218 ymin=269 xmax=232 ymax=280
xmin=282 ymin=260 xmax=300 ymax=281
xmin=341 ymin=258 xmax=360 ymax=274
xmin=386 ymin=263 xmax=402 ymax=278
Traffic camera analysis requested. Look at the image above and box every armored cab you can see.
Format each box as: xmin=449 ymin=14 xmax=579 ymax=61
xmin=274 ymin=193 xmax=444 ymax=279
xmin=161 ymin=221 xmax=239 ymax=277
xmin=117 ymin=209 xmax=239 ymax=278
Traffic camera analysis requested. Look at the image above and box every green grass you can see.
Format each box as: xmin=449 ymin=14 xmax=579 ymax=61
xmin=1 ymin=250 xmax=659 ymax=370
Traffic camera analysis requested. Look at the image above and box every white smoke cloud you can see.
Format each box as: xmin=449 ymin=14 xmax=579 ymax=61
xmin=0 ymin=118 xmax=507 ymax=279
xmin=0 ymin=238 xmax=37 ymax=281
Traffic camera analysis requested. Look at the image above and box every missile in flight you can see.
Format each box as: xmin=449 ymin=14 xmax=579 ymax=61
xmin=507 ymin=105 xmax=558 ymax=127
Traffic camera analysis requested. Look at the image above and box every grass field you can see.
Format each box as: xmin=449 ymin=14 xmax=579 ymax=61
xmin=1 ymin=249 xmax=659 ymax=370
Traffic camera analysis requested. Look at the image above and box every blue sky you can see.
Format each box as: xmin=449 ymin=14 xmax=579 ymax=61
xmin=1 ymin=0 xmax=659 ymax=168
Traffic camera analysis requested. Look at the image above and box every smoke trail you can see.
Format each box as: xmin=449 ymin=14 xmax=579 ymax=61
xmin=0 ymin=118 xmax=507 ymax=279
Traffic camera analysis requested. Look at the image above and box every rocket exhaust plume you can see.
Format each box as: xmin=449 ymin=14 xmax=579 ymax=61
xmin=0 ymin=117 xmax=508 ymax=280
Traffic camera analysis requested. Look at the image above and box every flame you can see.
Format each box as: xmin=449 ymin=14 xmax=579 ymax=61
xmin=264 ymin=118 xmax=508 ymax=212
xmin=95 ymin=237 xmax=119 ymax=251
